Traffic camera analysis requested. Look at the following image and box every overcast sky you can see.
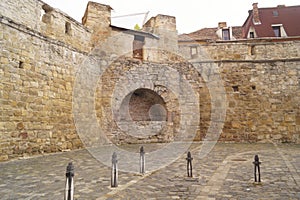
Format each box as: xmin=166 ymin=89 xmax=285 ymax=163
xmin=42 ymin=0 xmax=300 ymax=34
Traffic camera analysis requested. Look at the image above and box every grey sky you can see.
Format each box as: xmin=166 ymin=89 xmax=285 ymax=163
xmin=42 ymin=0 xmax=300 ymax=34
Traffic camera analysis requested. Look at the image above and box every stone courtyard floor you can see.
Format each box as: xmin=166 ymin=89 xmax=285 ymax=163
xmin=0 ymin=142 xmax=299 ymax=200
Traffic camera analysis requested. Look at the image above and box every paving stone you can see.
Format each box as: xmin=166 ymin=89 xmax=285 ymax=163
xmin=0 ymin=143 xmax=299 ymax=199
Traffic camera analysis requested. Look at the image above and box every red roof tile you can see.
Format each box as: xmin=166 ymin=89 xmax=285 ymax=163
xmin=243 ymin=5 xmax=300 ymax=38
xmin=179 ymin=27 xmax=243 ymax=41
xmin=180 ymin=28 xmax=218 ymax=41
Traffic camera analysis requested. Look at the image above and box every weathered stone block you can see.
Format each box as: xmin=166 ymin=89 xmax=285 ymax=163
xmin=0 ymin=155 xmax=9 ymax=162
xmin=296 ymin=115 xmax=300 ymax=125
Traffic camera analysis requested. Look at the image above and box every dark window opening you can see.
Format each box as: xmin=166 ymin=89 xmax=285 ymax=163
xmin=273 ymin=10 xmax=279 ymax=17
xmin=65 ymin=22 xmax=71 ymax=35
xmin=250 ymin=32 xmax=255 ymax=38
xmin=249 ymin=45 xmax=255 ymax=55
xmin=190 ymin=46 xmax=198 ymax=59
xmin=19 ymin=61 xmax=24 ymax=69
xmin=273 ymin=26 xmax=281 ymax=37
xmin=133 ymin=35 xmax=145 ymax=60
xmin=232 ymin=86 xmax=239 ymax=92
xmin=252 ymin=85 xmax=256 ymax=90
xmin=222 ymin=29 xmax=230 ymax=40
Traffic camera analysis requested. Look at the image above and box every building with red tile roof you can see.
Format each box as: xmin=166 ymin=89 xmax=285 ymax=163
xmin=178 ymin=23 xmax=243 ymax=43
xmin=179 ymin=3 xmax=300 ymax=42
xmin=242 ymin=3 xmax=300 ymax=38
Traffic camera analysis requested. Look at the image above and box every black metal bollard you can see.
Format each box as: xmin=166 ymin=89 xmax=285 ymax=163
xmin=140 ymin=146 xmax=145 ymax=174
xmin=64 ymin=162 xmax=74 ymax=200
xmin=111 ymin=152 xmax=118 ymax=187
xmin=186 ymin=151 xmax=193 ymax=177
xmin=253 ymin=155 xmax=261 ymax=182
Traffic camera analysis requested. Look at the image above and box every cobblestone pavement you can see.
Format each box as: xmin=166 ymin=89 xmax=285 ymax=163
xmin=0 ymin=142 xmax=299 ymax=199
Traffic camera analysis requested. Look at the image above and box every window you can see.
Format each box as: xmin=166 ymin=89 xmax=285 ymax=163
xmin=272 ymin=26 xmax=281 ymax=37
xmin=222 ymin=29 xmax=230 ymax=40
xmin=19 ymin=61 xmax=24 ymax=69
xmin=248 ymin=45 xmax=255 ymax=55
xmin=65 ymin=22 xmax=71 ymax=35
xmin=250 ymin=32 xmax=255 ymax=38
xmin=273 ymin=10 xmax=279 ymax=17
xmin=133 ymin=35 xmax=145 ymax=60
xmin=190 ymin=46 xmax=198 ymax=59
xmin=232 ymin=86 xmax=239 ymax=92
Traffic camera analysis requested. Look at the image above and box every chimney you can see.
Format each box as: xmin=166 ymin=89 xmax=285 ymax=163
xmin=277 ymin=5 xmax=285 ymax=8
xmin=252 ymin=3 xmax=261 ymax=25
xmin=218 ymin=22 xmax=227 ymax=29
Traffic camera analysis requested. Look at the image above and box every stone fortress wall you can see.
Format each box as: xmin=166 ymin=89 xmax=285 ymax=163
xmin=0 ymin=0 xmax=91 ymax=161
xmin=0 ymin=0 xmax=299 ymax=161
xmin=180 ymin=40 xmax=300 ymax=142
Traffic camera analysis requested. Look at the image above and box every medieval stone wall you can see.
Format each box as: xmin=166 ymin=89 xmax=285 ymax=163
xmin=143 ymin=14 xmax=178 ymax=54
xmin=0 ymin=11 xmax=88 ymax=161
xmin=0 ymin=0 xmax=300 ymax=162
xmin=94 ymin=57 xmax=207 ymax=145
xmin=179 ymin=39 xmax=300 ymax=143
xmin=0 ymin=0 xmax=181 ymax=161
xmin=219 ymin=60 xmax=300 ymax=142
xmin=0 ymin=0 xmax=92 ymax=52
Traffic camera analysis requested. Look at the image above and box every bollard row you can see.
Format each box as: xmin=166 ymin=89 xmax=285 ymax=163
xmin=63 ymin=150 xmax=263 ymax=198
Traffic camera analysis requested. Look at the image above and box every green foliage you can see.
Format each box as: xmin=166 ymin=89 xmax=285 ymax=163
xmin=134 ymin=24 xmax=141 ymax=30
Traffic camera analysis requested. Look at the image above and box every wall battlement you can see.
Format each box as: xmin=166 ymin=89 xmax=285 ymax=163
xmin=1 ymin=0 xmax=93 ymax=52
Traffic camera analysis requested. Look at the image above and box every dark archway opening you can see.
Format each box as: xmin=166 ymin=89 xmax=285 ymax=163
xmin=119 ymin=88 xmax=167 ymax=122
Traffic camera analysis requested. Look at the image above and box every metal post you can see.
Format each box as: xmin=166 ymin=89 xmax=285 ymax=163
xmin=140 ymin=146 xmax=145 ymax=174
xmin=111 ymin=152 xmax=118 ymax=187
xmin=253 ymin=155 xmax=261 ymax=182
xmin=186 ymin=151 xmax=193 ymax=177
xmin=64 ymin=162 xmax=74 ymax=200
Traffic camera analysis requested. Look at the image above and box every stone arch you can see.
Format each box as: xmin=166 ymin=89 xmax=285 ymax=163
xmin=114 ymin=86 xmax=180 ymax=142
xmin=119 ymin=88 xmax=167 ymax=122
xmin=95 ymin=58 xmax=203 ymax=144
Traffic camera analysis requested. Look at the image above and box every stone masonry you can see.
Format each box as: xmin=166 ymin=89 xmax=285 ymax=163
xmin=180 ymin=40 xmax=300 ymax=142
xmin=0 ymin=0 xmax=300 ymax=161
